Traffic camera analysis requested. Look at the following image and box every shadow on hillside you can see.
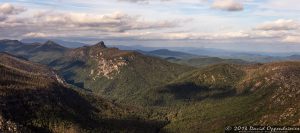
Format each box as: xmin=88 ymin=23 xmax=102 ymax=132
xmin=0 ymin=83 xmax=168 ymax=132
xmin=158 ymin=82 xmax=236 ymax=101
xmin=50 ymin=60 xmax=88 ymax=89
xmin=0 ymin=84 xmax=97 ymax=131
xmin=67 ymin=79 xmax=85 ymax=88
xmin=48 ymin=59 xmax=85 ymax=70
xmin=62 ymin=70 xmax=85 ymax=88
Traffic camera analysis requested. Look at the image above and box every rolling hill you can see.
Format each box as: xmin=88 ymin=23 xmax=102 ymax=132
xmin=21 ymin=38 xmax=88 ymax=48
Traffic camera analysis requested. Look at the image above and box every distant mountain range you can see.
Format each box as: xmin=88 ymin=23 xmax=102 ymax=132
xmin=18 ymin=39 xmax=300 ymax=63
xmin=110 ymin=44 xmax=300 ymax=63
xmin=1 ymin=39 xmax=300 ymax=132
xmin=21 ymin=38 xmax=87 ymax=48
xmin=166 ymin=56 xmax=250 ymax=67
xmin=136 ymin=49 xmax=201 ymax=59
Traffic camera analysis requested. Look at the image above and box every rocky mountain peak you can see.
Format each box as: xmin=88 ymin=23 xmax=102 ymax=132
xmin=94 ymin=41 xmax=107 ymax=48
xmin=37 ymin=40 xmax=66 ymax=51
xmin=44 ymin=40 xmax=59 ymax=46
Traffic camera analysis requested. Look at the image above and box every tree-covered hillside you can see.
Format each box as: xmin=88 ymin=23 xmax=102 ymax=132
xmin=0 ymin=52 xmax=167 ymax=133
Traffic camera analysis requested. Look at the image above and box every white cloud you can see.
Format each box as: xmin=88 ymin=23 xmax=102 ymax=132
xmin=0 ymin=3 xmax=26 ymax=22
xmin=253 ymin=19 xmax=300 ymax=43
xmin=282 ymin=36 xmax=300 ymax=43
xmin=129 ymin=31 xmax=250 ymax=40
xmin=212 ymin=0 xmax=243 ymax=11
xmin=118 ymin=0 xmax=201 ymax=4
xmin=28 ymin=11 xmax=177 ymax=32
xmin=1 ymin=2 xmax=300 ymax=47
xmin=0 ymin=5 xmax=180 ymax=39
xmin=255 ymin=19 xmax=299 ymax=31
xmin=0 ymin=3 xmax=25 ymax=15
xmin=118 ymin=0 xmax=151 ymax=3
xmin=0 ymin=14 xmax=7 ymax=21
xmin=262 ymin=0 xmax=300 ymax=11
xmin=250 ymin=30 xmax=287 ymax=38
xmin=23 ymin=32 xmax=47 ymax=38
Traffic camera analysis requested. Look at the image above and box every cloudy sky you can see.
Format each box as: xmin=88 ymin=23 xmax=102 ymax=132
xmin=0 ymin=0 xmax=300 ymax=52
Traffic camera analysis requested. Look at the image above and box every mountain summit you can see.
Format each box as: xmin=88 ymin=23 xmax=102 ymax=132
xmin=31 ymin=40 xmax=67 ymax=52
xmin=44 ymin=40 xmax=58 ymax=45
xmin=42 ymin=40 xmax=66 ymax=49
xmin=94 ymin=41 xmax=107 ymax=48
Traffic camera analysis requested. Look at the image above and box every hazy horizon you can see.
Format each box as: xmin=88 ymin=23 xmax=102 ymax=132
xmin=19 ymin=38 xmax=300 ymax=54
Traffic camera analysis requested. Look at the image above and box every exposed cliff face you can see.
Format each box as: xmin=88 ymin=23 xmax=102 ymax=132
xmin=89 ymin=55 xmax=129 ymax=79
xmin=87 ymin=43 xmax=135 ymax=79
